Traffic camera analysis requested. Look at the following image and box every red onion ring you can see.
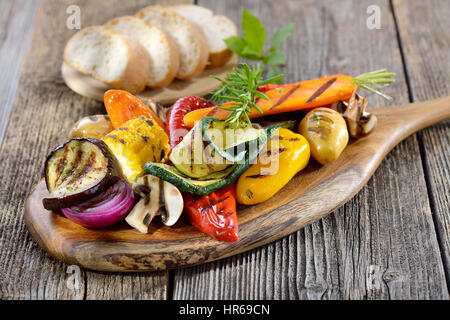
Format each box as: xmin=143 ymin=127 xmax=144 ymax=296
xmin=62 ymin=176 xmax=135 ymax=228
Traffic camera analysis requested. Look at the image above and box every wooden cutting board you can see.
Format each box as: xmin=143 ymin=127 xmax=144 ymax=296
xmin=61 ymin=55 xmax=238 ymax=105
xmin=24 ymin=96 xmax=450 ymax=272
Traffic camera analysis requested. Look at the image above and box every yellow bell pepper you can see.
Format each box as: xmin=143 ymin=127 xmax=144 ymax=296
xmin=237 ymin=128 xmax=310 ymax=205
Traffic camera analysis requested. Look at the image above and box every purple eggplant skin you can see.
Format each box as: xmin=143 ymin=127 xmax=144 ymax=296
xmin=42 ymin=137 xmax=114 ymax=211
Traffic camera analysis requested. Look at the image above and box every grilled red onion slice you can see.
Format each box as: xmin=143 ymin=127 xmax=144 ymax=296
xmin=61 ymin=177 xmax=135 ymax=228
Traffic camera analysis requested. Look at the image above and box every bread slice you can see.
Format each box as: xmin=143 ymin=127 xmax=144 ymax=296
xmin=136 ymin=6 xmax=208 ymax=80
xmin=64 ymin=26 xmax=150 ymax=94
xmin=171 ymin=5 xmax=237 ymax=68
xmin=105 ymin=16 xmax=179 ymax=88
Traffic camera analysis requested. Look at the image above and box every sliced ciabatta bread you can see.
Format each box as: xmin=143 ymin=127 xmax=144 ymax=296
xmin=105 ymin=16 xmax=179 ymax=88
xmin=171 ymin=5 xmax=237 ymax=68
xmin=136 ymin=6 xmax=208 ymax=80
xmin=64 ymin=26 xmax=150 ymax=94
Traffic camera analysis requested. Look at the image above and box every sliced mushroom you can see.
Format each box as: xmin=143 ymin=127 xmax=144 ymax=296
xmin=331 ymin=92 xmax=377 ymax=138
xmin=125 ymin=174 xmax=183 ymax=233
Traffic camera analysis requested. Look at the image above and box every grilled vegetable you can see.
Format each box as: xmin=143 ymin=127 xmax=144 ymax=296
xmin=298 ymin=108 xmax=349 ymax=165
xmin=169 ymin=119 xmax=231 ymax=179
xmin=125 ymin=174 xmax=183 ymax=233
xmin=43 ymin=138 xmax=114 ymax=211
xmin=201 ymin=118 xmax=266 ymax=162
xmin=331 ymin=92 xmax=377 ymax=138
xmin=184 ymin=184 xmax=238 ymax=242
xmin=183 ymin=70 xmax=395 ymax=127
xmin=102 ymin=116 xmax=170 ymax=183
xmin=61 ymin=176 xmax=135 ymax=228
xmin=104 ymin=89 xmax=166 ymax=131
xmin=166 ymin=96 xmax=215 ymax=149
xmin=169 ymin=117 xmax=265 ymax=178
xmin=144 ymin=123 xmax=280 ymax=195
xmin=237 ymin=128 xmax=310 ymax=205
xmin=68 ymin=114 xmax=114 ymax=139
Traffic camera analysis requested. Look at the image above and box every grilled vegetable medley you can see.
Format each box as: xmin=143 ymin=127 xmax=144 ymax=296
xmin=42 ymin=63 xmax=394 ymax=242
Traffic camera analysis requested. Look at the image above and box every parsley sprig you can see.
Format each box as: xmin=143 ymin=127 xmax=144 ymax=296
xmin=210 ymin=63 xmax=283 ymax=127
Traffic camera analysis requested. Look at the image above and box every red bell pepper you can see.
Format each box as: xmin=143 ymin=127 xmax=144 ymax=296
xmin=256 ymin=83 xmax=293 ymax=93
xmin=166 ymin=96 xmax=215 ymax=149
xmin=183 ymin=184 xmax=238 ymax=242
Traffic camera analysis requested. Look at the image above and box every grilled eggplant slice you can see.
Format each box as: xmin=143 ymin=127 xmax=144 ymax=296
xmin=43 ymin=138 xmax=113 ymax=210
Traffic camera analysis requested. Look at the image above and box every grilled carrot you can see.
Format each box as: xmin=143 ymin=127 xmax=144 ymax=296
xmin=184 ymin=75 xmax=354 ymax=127
xmin=183 ymin=70 xmax=395 ymax=127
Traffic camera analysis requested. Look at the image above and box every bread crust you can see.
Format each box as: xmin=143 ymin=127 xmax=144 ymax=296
xmin=63 ymin=26 xmax=149 ymax=94
xmin=113 ymin=31 xmax=150 ymax=94
xmin=207 ymin=50 xmax=233 ymax=69
xmin=170 ymin=6 xmax=238 ymax=69
xmin=136 ymin=6 xmax=208 ymax=80
xmin=105 ymin=16 xmax=180 ymax=88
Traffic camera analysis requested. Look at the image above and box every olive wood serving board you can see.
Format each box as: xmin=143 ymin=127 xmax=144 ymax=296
xmin=25 ymin=96 xmax=450 ymax=272
xmin=61 ymin=55 xmax=238 ymax=105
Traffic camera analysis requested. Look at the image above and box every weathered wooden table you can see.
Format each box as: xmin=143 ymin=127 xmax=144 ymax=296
xmin=0 ymin=0 xmax=448 ymax=300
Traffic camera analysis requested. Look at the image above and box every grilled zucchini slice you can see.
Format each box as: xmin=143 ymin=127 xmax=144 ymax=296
xmin=202 ymin=117 xmax=266 ymax=163
xmin=168 ymin=120 xmax=231 ymax=179
xmin=169 ymin=117 xmax=266 ymax=179
xmin=145 ymin=122 xmax=280 ymax=195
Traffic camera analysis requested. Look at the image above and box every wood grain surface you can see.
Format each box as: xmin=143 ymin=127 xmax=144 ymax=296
xmin=392 ymin=0 xmax=450 ymax=283
xmin=173 ymin=0 xmax=449 ymax=300
xmin=0 ymin=0 xmax=191 ymax=300
xmin=0 ymin=0 xmax=449 ymax=300
xmin=0 ymin=0 xmax=39 ymax=145
xmin=24 ymin=97 xmax=450 ymax=272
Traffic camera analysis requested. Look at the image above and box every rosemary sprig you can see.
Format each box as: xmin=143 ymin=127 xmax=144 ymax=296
xmin=311 ymin=111 xmax=321 ymax=122
xmin=352 ymin=69 xmax=396 ymax=101
xmin=210 ymin=63 xmax=284 ymax=127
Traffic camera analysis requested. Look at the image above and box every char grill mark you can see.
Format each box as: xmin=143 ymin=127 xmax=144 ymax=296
xmin=59 ymin=148 xmax=83 ymax=184
xmin=306 ymin=78 xmax=337 ymax=103
xmin=270 ymin=84 xmax=301 ymax=110
xmin=68 ymin=152 xmax=96 ymax=185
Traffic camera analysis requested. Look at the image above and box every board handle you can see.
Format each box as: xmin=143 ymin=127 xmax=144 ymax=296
xmin=372 ymin=95 xmax=450 ymax=147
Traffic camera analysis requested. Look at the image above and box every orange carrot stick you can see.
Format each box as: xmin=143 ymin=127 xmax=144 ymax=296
xmin=183 ymin=75 xmax=356 ymax=127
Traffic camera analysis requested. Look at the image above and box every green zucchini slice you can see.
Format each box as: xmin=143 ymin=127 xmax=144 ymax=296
xmin=145 ymin=123 xmax=280 ymax=195
xmin=201 ymin=117 xmax=266 ymax=163
xmin=169 ymin=121 xmax=231 ymax=179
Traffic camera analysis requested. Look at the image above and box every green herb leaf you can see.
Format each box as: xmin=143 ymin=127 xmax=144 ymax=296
xmin=210 ymin=63 xmax=284 ymax=127
xmin=270 ymin=23 xmax=295 ymax=51
xmin=263 ymin=50 xmax=285 ymax=66
xmin=241 ymin=7 xmax=266 ymax=54
xmin=311 ymin=111 xmax=321 ymax=122
xmin=265 ymin=65 xmax=284 ymax=84
xmin=224 ymin=36 xmax=247 ymax=55
xmin=240 ymin=45 xmax=262 ymax=60
xmin=223 ymin=8 xmax=294 ymax=86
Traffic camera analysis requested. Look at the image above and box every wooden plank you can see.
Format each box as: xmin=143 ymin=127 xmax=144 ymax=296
xmin=174 ymin=0 xmax=448 ymax=299
xmin=392 ymin=0 xmax=450 ymax=281
xmin=0 ymin=0 xmax=190 ymax=300
xmin=0 ymin=0 xmax=40 ymax=145
xmin=24 ymin=97 xmax=450 ymax=272
xmin=85 ymin=272 xmax=168 ymax=300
